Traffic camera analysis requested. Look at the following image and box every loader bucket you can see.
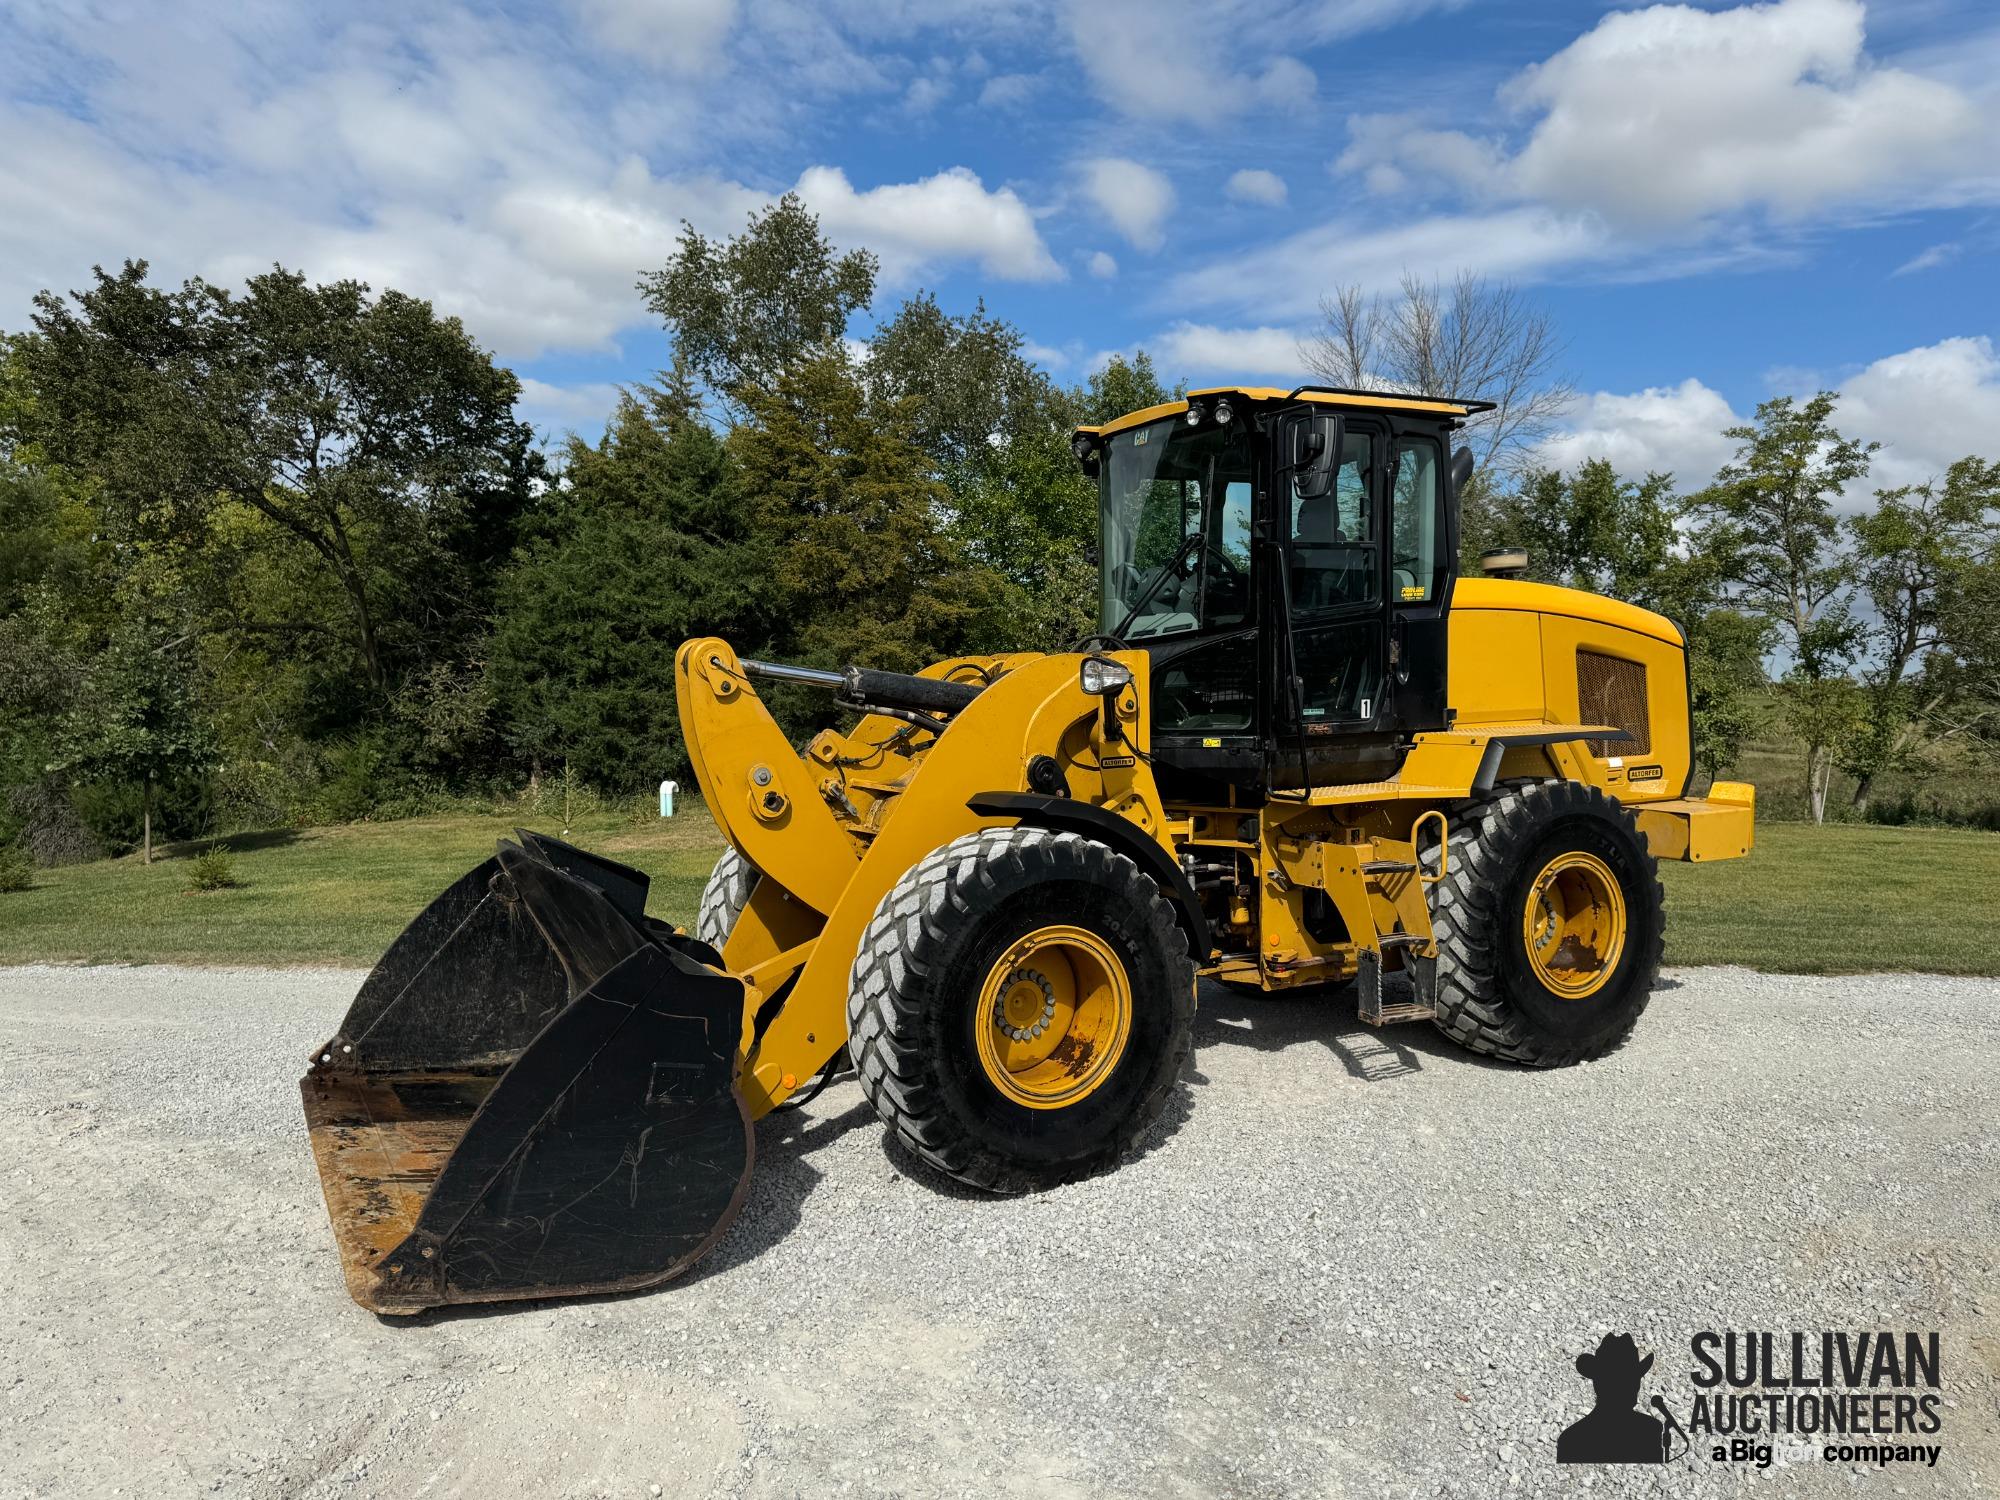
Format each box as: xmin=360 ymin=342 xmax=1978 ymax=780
xmin=299 ymin=832 xmax=753 ymax=1314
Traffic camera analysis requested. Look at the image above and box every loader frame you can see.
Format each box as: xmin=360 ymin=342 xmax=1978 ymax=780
xmin=674 ymin=632 xmax=1753 ymax=1116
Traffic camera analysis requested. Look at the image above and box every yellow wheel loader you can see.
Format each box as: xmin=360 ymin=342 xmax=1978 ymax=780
xmin=301 ymin=385 xmax=1755 ymax=1313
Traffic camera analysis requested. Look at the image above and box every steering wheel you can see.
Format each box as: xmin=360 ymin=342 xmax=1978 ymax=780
xmin=1202 ymin=548 xmax=1246 ymax=584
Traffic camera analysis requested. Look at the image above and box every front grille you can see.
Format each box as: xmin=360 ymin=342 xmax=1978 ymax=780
xmin=1577 ymin=650 xmax=1650 ymax=757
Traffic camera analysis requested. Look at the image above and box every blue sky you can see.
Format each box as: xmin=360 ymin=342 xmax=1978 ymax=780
xmin=2 ymin=0 xmax=1996 ymax=498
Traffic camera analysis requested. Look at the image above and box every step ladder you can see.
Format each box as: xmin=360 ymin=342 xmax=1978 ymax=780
xmin=1353 ymin=810 xmax=1449 ymax=1028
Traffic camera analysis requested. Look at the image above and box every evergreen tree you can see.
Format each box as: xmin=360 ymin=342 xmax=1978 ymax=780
xmin=488 ymin=393 xmax=766 ymax=785
xmin=729 ymin=352 xmax=1009 ymax=677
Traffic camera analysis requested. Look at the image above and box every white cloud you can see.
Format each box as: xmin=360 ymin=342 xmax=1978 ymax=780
xmin=1168 ymin=207 xmax=1607 ymax=321
xmin=1535 ymin=338 xmax=2000 ymax=504
xmin=1152 ymin=323 xmax=1306 ymax=381
xmin=1064 ymin=0 xmax=1468 ymax=122
xmin=516 ymin=377 xmax=629 ymax=440
xmin=977 ymin=73 xmax=1039 ymax=109
xmin=0 ymin=1 xmax=1074 ymax=364
xmin=1067 ymin=2 xmax=1314 ymax=124
xmin=1893 ymin=242 xmax=1962 ymax=276
xmin=1336 ymin=114 xmax=1507 ymax=201
xmin=797 ymin=165 xmax=1061 ymax=283
xmin=1835 ymin=336 xmax=2000 ymax=494
xmin=1536 ymin=379 xmax=1744 ymax=490
xmin=0 ymin=19 xmax=1059 ymax=364
xmin=575 ymin=0 xmax=740 ymax=74
xmin=1225 ymin=169 xmax=1287 ymax=206
xmin=1080 ymin=158 xmax=1176 ymax=252
xmin=904 ymin=75 xmax=949 ymax=113
xmin=1175 ymin=1 xmax=1993 ymax=324
xmin=1342 ymin=0 xmax=1983 ymax=230
xmin=1087 ymin=250 xmax=1118 ymax=279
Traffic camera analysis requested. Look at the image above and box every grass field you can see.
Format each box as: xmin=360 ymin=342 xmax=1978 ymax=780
xmin=2 ymin=803 xmax=1995 ymax=976
xmin=1656 ymin=822 xmax=2000 ymax=974
xmin=0 ymin=809 xmax=723 ymax=967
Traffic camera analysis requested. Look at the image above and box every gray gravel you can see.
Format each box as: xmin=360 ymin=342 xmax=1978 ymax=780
xmin=3 ymin=963 xmax=1996 ymax=1499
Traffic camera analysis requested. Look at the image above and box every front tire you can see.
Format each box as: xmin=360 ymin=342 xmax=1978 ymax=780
xmin=1428 ymin=781 xmax=1664 ymax=1066
xmin=847 ymin=828 xmax=1195 ymax=1193
xmin=694 ymin=847 xmax=757 ymax=951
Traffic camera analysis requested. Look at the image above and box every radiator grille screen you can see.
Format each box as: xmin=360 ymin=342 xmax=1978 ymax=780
xmin=1577 ymin=651 xmax=1650 ymax=757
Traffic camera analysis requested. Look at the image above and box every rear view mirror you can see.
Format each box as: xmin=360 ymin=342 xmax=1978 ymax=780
xmin=1284 ymin=413 xmax=1341 ymax=501
xmin=1450 ymin=446 xmax=1475 ymax=501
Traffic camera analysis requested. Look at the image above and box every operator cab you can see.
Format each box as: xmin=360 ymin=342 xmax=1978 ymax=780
xmin=1074 ymin=386 xmax=1486 ymax=799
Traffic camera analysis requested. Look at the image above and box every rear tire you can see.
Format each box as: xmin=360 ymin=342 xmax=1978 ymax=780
xmin=848 ymin=828 xmax=1195 ymax=1193
xmin=1427 ymin=781 xmax=1664 ymax=1066
xmin=694 ymin=848 xmax=757 ymax=951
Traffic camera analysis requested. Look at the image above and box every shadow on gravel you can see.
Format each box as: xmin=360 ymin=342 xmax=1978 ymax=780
xmin=703 ymin=1091 xmax=880 ymax=1274
xmin=1193 ymin=978 xmax=1513 ymax=1080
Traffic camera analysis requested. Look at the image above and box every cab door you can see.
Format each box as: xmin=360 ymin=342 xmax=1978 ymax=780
xmin=1270 ymin=410 xmax=1398 ymax=787
xmin=1383 ymin=423 xmax=1454 ymax=736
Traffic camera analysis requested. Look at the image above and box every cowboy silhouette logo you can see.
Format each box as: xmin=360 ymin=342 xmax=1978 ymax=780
xmin=1557 ymin=1333 xmax=1676 ymax=1464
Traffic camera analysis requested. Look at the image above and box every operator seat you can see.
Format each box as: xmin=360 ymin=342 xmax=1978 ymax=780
xmin=1292 ymin=492 xmax=1346 ymax=611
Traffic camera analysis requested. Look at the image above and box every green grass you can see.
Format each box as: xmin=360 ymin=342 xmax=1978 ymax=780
xmin=2 ymin=806 xmax=1994 ymax=976
xmin=0 ymin=809 xmax=725 ymax=967
xmin=1658 ymin=821 xmax=2000 ymax=975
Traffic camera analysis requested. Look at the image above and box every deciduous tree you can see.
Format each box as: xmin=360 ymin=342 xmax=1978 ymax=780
xmin=1300 ymin=273 xmax=1573 ymax=477
xmin=21 ymin=261 xmax=527 ymax=702
xmin=639 ymin=194 xmax=877 ymax=414
xmin=1684 ymin=393 xmax=1874 ymax=821
xmin=1843 ymin=457 xmax=2000 ymax=810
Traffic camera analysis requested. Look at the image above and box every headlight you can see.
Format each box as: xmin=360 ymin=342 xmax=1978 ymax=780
xmin=1080 ymin=656 xmax=1133 ymax=696
xmin=1071 ymin=433 xmax=1094 ymax=460
xmin=1184 ymin=404 xmax=1203 ymax=426
xmin=1214 ymin=398 xmax=1234 ymax=426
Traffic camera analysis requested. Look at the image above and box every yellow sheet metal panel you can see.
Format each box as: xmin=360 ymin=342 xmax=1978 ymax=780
xmin=1449 ymin=586 xmax=1691 ymax=804
xmin=1540 ymin=618 xmax=1690 ymax=802
xmin=1453 ymin=577 xmax=1684 ymax=647
xmin=1632 ymin=797 xmax=1756 ymax=862
xmin=1445 ymin=607 xmax=1547 ymax=723
xmin=1078 ymin=386 xmax=1480 ymax=439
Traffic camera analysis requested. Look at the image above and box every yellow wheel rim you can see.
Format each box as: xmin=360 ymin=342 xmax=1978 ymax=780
xmin=1521 ymin=851 xmax=1627 ymax=1000
xmin=973 ymin=925 xmax=1134 ymax=1110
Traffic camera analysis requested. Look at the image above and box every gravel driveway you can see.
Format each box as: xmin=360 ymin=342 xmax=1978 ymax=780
xmin=3 ymin=964 xmax=1996 ymax=1499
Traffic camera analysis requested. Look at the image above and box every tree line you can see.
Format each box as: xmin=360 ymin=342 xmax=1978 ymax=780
xmin=1462 ymin=401 xmax=1998 ymax=824
xmin=0 ymin=199 xmax=1165 ymax=862
xmin=1 ymin=200 xmax=1994 ymax=865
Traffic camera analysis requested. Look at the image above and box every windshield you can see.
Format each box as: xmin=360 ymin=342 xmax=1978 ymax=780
xmin=1099 ymin=418 xmax=1253 ymax=638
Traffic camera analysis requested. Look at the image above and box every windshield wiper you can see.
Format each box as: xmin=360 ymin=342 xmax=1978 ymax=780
xmin=1113 ymin=531 xmax=1206 ymax=639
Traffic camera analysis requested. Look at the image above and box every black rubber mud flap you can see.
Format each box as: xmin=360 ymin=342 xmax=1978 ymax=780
xmin=300 ymin=833 xmax=754 ymax=1315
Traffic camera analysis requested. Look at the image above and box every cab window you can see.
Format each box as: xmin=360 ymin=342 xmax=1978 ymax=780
xmin=1287 ymin=430 xmax=1376 ymax=613
xmin=1390 ymin=437 xmax=1445 ymax=604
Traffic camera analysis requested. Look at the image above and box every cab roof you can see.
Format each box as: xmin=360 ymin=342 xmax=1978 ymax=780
xmin=1074 ymin=385 xmax=1494 ymax=440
